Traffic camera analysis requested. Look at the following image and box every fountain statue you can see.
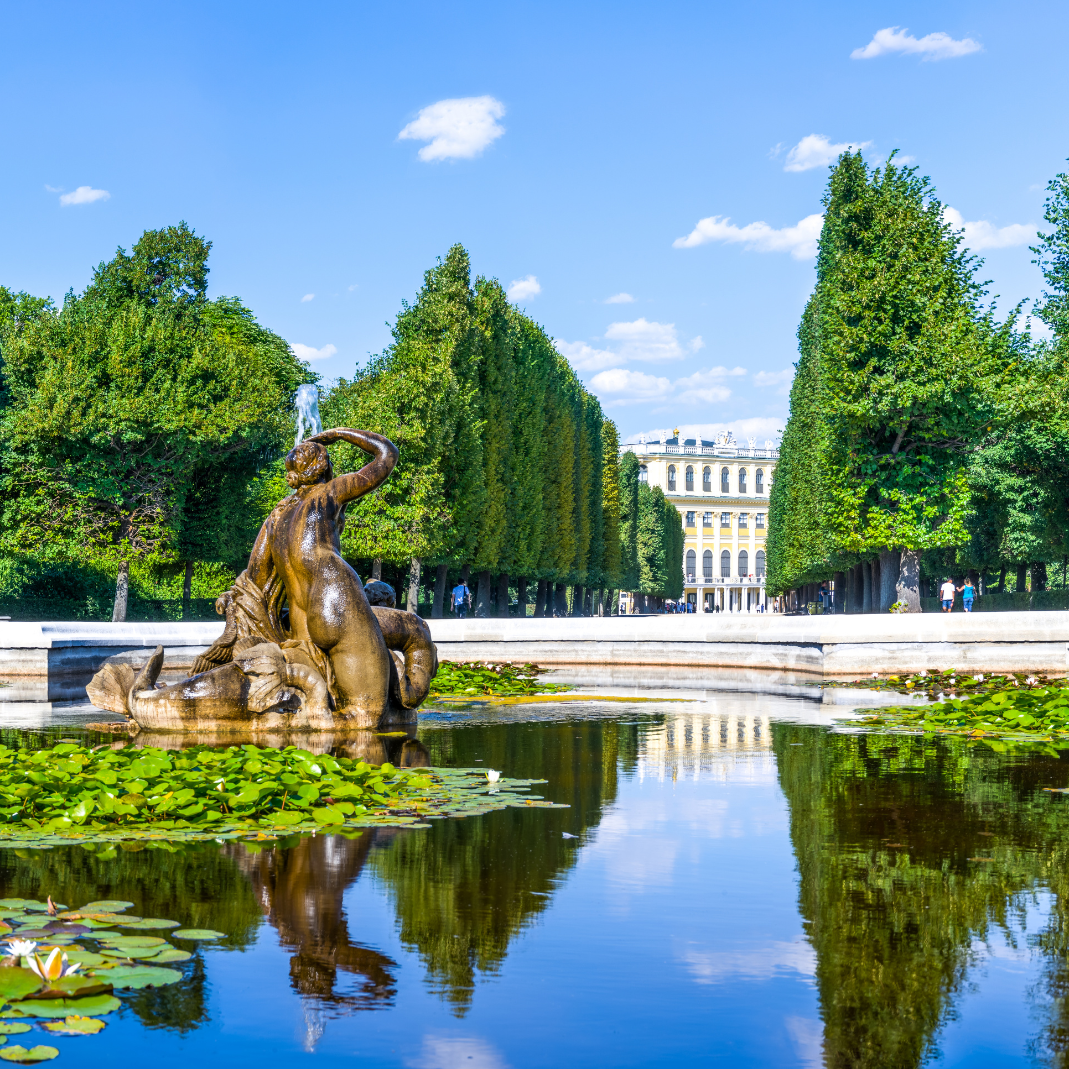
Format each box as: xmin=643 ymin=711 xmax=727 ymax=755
xmin=87 ymin=426 xmax=438 ymax=732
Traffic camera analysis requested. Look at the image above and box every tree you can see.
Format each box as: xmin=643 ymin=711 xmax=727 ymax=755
xmin=618 ymin=450 xmax=641 ymax=596
xmin=0 ymin=225 xmax=310 ymax=620
xmin=600 ymin=419 xmax=623 ymax=596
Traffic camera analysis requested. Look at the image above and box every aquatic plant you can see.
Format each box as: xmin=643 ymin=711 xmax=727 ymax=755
xmin=26 ymin=951 xmax=79 ymax=983
xmin=427 ymin=662 xmax=569 ymax=700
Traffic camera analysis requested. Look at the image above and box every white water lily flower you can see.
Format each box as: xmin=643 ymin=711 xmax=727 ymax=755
xmin=975 ymin=674 xmax=985 ymax=682
xmin=4 ymin=939 xmax=37 ymax=958
xmin=919 ymin=670 xmax=928 ymax=677
xmin=1027 ymin=676 xmax=1037 ymax=686
xmin=486 ymin=769 xmax=501 ymax=783
xmin=28 ymin=947 xmax=81 ymax=982
xmin=871 ymin=673 xmax=879 ymax=679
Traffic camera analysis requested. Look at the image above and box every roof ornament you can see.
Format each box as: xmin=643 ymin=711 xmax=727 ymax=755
xmin=715 ymin=430 xmax=735 ymax=447
xmin=748 ymin=436 xmax=757 ymax=454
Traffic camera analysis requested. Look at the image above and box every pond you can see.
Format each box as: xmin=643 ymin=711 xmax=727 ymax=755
xmin=2 ymin=686 xmax=1069 ymax=1067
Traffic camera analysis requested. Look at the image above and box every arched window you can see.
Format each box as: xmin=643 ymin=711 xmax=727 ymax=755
xmin=639 ymin=465 xmax=648 ymax=483
xmin=721 ymin=466 xmax=730 ymax=493
xmin=738 ymin=467 xmax=747 ymax=494
xmin=703 ymin=466 xmax=711 ymax=492
xmin=756 ymin=468 xmax=764 ymax=494
xmin=686 ymin=549 xmax=696 ymax=581
xmin=667 ymin=464 xmax=676 ymax=490
xmin=739 ymin=549 xmax=749 ymax=576
xmin=685 ymin=465 xmax=694 ymax=491
xmin=720 ymin=550 xmax=731 ymax=577
xmin=755 ymin=550 xmax=766 ymax=576
xmin=703 ymin=549 xmax=713 ymax=580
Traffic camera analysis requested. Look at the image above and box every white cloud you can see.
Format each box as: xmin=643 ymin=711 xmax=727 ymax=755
xmin=673 ymin=366 xmax=746 ymax=404
xmin=784 ymin=134 xmax=872 ymax=173
xmin=398 ymin=95 xmax=506 ymax=161
xmin=348 ymin=283 xmax=359 ymax=292
xmin=1023 ymin=315 xmax=1053 ymax=339
xmin=851 ymin=26 xmax=982 ymax=61
xmin=943 ymin=207 xmax=1033 ymax=250
xmin=753 ymin=368 xmax=794 ymax=394
xmin=507 ymin=275 xmax=541 ymax=301
xmin=301 ymin=293 xmax=315 ymax=302
xmin=605 ymin=292 xmax=635 ymax=304
xmin=674 ymin=213 xmax=823 ymax=260
xmin=290 ymin=342 xmax=338 ymax=362
xmin=625 ymin=417 xmax=784 ymax=445
xmin=59 ymin=186 xmax=109 ymax=207
xmin=44 ymin=184 xmax=63 ymax=193
xmin=554 ymin=340 xmax=619 ymax=372
xmin=604 ymin=318 xmax=701 ymax=362
xmin=679 ymin=937 xmax=816 ymax=985
xmin=588 ymin=368 xmax=673 ymax=403
xmin=406 ymin=1035 xmax=510 ymax=1069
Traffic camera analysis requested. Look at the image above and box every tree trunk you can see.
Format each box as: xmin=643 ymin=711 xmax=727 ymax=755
xmin=996 ymin=565 xmax=1006 ymax=593
xmin=572 ymin=585 xmax=585 ymax=617
xmin=496 ymin=572 xmax=510 ymax=618
xmin=432 ymin=563 xmax=449 ymax=618
xmin=406 ymin=558 xmax=422 ymax=614
xmin=517 ymin=577 xmax=528 ymax=618
xmin=832 ymin=572 xmax=845 ymax=614
xmin=554 ymin=582 xmax=567 ymax=617
xmin=879 ymin=549 xmax=899 ymax=612
xmin=182 ymin=560 xmax=193 ymax=621
xmin=535 ymin=579 xmax=547 ymax=618
xmin=476 ymin=570 xmax=491 ymax=617
xmin=1016 ymin=563 xmax=1028 ymax=593
xmin=1032 ymin=561 xmax=1048 ymax=592
xmin=585 ymin=588 xmax=594 ymax=615
xmin=112 ymin=560 xmax=129 ymax=623
xmin=372 ymin=558 xmax=382 ymax=581
xmin=607 ymin=589 xmax=617 ymax=616
xmin=896 ymin=550 xmax=921 ymax=613
xmin=861 ymin=561 xmax=872 ymax=613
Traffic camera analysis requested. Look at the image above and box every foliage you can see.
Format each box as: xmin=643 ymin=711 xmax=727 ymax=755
xmin=617 ymin=451 xmax=640 ymax=592
xmin=635 ymin=483 xmax=683 ymax=599
xmin=600 ymin=420 xmax=623 ymax=588
xmin=426 ymin=662 xmax=569 ymax=699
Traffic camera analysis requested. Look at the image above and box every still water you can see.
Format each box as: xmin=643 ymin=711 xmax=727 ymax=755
xmin=5 ymin=690 xmax=1069 ymax=1068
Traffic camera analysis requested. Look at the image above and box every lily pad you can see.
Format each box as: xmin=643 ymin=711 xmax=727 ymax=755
xmin=0 ymin=1028 xmax=29 ymax=1037
xmin=0 ymin=1046 xmax=59 ymax=1063
xmin=98 ymin=965 xmax=181 ymax=989
xmin=152 ymin=949 xmax=192 ymax=963
xmin=38 ymin=976 xmax=113 ymax=999
xmin=42 ymin=1016 xmax=106 ymax=1036
xmin=7 ymin=994 xmax=120 ymax=1018
xmin=171 ymin=929 xmax=225 ymax=940
xmin=60 ymin=950 xmax=105 ymax=967
xmin=100 ymin=947 xmax=165 ymax=960
xmin=119 ymin=918 xmax=179 ymax=930
xmin=0 ymin=903 xmax=43 ymax=913
xmin=0 ymin=970 xmax=42 ymax=1003
xmin=96 ymin=935 xmax=166 ymax=948
xmin=79 ymin=901 xmax=133 ymax=913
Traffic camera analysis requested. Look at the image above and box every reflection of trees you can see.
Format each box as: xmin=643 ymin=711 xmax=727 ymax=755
xmin=371 ymin=718 xmax=621 ymax=1014
xmin=774 ymin=725 xmax=1069 ymax=1069
xmin=0 ymin=841 xmax=262 ymax=1033
xmin=230 ymin=831 xmax=400 ymax=1012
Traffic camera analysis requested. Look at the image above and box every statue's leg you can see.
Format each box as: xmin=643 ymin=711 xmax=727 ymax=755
xmin=304 ymin=555 xmax=392 ymax=727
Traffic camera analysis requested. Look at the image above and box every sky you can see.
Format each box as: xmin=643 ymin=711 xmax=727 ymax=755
xmin=1 ymin=0 xmax=1066 ymax=446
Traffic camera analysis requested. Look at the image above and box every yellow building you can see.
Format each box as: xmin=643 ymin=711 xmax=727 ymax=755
xmin=623 ymin=431 xmax=777 ymax=612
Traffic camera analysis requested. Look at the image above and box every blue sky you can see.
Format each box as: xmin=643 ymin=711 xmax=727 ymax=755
xmin=2 ymin=0 xmax=1066 ymax=445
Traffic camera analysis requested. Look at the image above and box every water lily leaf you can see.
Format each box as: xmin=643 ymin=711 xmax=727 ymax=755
xmin=0 ymin=1045 xmax=59 ymax=1063
xmin=78 ymin=901 xmax=133 ymax=913
xmin=152 ymin=949 xmax=192 ymax=963
xmin=59 ymin=950 xmax=105 ymax=967
xmin=0 ymin=904 xmax=43 ymax=913
xmin=119 ymin=918 xmax=179 ymax=930
xmin=8 ymin=994 xmax=120 ymax=1018
xmin=0 ymin=1028 xmax=29 ymax=1037
xmin=171 ymin=929 xmax=225 ymax=940
xmin=42 ymin=1016 xmax=106 ymax=1036
xmin=98 ymin=935 xmax=166 ymax=948
xmin=270 ymin=811 xmax=303 ymax=826
xmin=0 ymin=971 xmax=43 ymax=1003
xmin=38 ymin=976 xmax=112 ymax=999
xmin=100 ymin=947 xmax=164 ymax=959
xmin=99 ymin=965 xmax=181 ymax=989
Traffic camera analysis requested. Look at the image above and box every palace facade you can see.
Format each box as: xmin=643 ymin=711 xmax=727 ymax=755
xmin=623 ymin=433 xmax=778 ymax=612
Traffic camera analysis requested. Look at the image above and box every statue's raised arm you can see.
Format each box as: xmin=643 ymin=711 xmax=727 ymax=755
xmin=300 ymin=429 xmax=398 ymax=504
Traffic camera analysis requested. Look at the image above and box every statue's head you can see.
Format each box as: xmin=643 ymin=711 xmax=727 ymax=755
xmin=285 ymin=441 xmax=333 ymax=488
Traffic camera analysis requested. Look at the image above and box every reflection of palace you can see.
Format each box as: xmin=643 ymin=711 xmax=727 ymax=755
xmin=623 ymin=432 xmax=777 ymax=612
xmin=636 ymin=712 xmax=773 ymax=783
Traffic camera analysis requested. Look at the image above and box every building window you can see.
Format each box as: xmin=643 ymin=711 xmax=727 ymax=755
xmin=756 ymin=468 xmax=764 ymax=493
xmin=721 ymin=466 xmax=729 ymax=493
xmin=686 ymin=549 xmax=696 ymax=581
xmin=703 ymin=549 xmax=713 ymax=580
xmin=685 ymin=465 xmax=694 ymax=491
xmin=755 ymin=550 xmax=766 ymax=576
xmin=756 ymin=513 xmax=765 ymax=529
xmin=720 ymin=512 xmax=730 ymax=528
xmin=739 ymin=512 xmax=748 ymax=529
xmin=739 ymin=549 xmax=749 ymax=576
xmin=667 ymin=464 xmax=676 ymax=491
xmin=685 ymin=511 xmax=696 ymax=527
xmin=720 ymin=550 xmax=731 ymax=577
xmin=639 ymin=465 xmax=648 ymax=483
xmin=738 ymin=467 xmax=747 ymax=494
xmin=703 ymin=511 xmax=713 ymax=527
xmin=703 ymin=466 xmax=711 ymax=492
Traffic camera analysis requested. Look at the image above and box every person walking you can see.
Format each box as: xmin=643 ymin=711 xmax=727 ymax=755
xmin=959 ymin=576 xmax=976 ymax=613
xmin=939 ymin=577 xmax=956 ymax=613
xmin=451 ymin=579 xmax=471 ymax=619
